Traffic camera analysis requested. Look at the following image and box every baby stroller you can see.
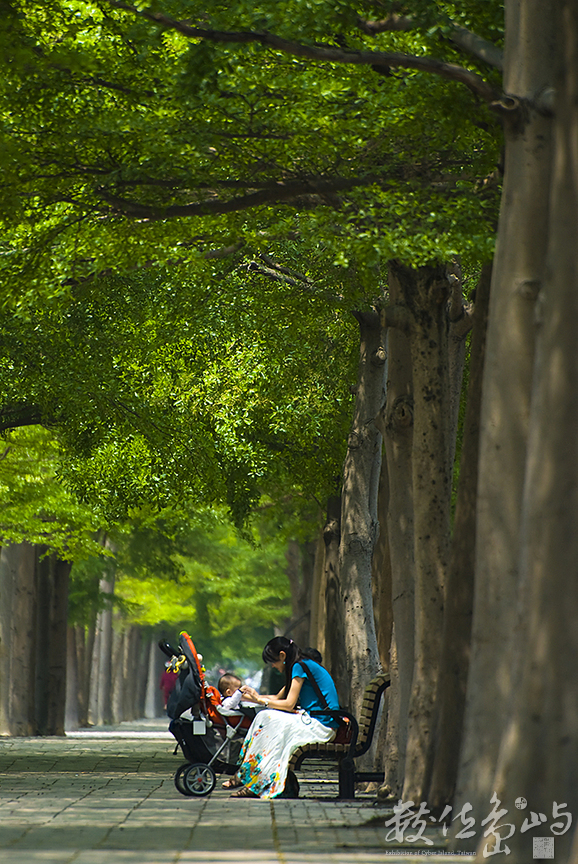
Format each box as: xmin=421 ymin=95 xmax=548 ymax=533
xmin=159 ymin=632 xmax=254 ymax=797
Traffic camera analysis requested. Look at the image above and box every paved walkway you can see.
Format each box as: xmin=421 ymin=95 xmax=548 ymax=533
xmin=0 ymin=719 xmax=474 ymax=863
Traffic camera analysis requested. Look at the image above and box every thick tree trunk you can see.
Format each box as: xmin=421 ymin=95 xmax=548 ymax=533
xmin=483 ymin=8 xmax=578 ymax=860
xmin=376 ymin=272 xmax=415 ymax=798
xmin=454 ymin=0 xmax=556 ymax=828
xmin=34 ymin=551 xmax=70 ymax=736
xmin=339 ymin=310 xmax=386 ymax=713
xmin=391 ymin=262 xmax=452 ymax=802
xmin=8 ymin=542 xmax=37 ymax=736
xmin=429 ymin=262 xmax=492 ymax=810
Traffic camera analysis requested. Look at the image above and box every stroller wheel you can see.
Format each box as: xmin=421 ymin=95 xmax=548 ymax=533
xmin=174 ymin=763 xmax=194 ymax=796
xmin=181 ymin=763 xmax=216 ymax=797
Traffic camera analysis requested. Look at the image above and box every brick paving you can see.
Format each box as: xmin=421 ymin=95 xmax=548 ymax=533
xmin=0 ymin=719 xmax=474 ymax=863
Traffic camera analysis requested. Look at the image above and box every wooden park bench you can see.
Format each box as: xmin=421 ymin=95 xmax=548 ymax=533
xmin=288 ymin=673 xmax=391 ymax=799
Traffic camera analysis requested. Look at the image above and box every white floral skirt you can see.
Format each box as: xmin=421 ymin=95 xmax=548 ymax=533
xmin=236 ymin=709 xmax=336 ymax=798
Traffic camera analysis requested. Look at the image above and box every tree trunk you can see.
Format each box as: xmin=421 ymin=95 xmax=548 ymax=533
xmin=34 ymin=551 xmax=70 ymax=736
xmin=377 ymin=624 xmax=401 ymax=798
xmin=94 ymin=570 xmax=115 ymax=726
xmin=371 ymin=451 xmax=393 ymax=674
xmin=429 ymin=262 xmax=492 ymax=810
xmin=322 ymin=495 xmax=347 ymax=702
xmin=377 ymin=271 xmax=415 ymax=798
xmin=482 ymin=7 xmax=578 ymax=860
xmin=307 ymin=530 xmax=326 ymax=660
xmin=65 ymin=625 xmax=79 ymax=731
xmin=283 ymin=539 xmax=315 ymax=647
xmin=111 ymin=621 xmax=123 ymax=724
xmin=8 ymin=542 xmax=37 ymax=736
xmin=145 ymin=630 xmax=165 ymax=718
xmin=77 ymin=624 xmax=95 ymax=727
xmin=338 ymin=310 xmax=386 ymax=713
xmin=0 ymin=545 xmax=14 ymax=736
xmin=454 ymin=0 xmax=556 ymax=828
xmin=134 ymin=628 xmax=148 ymax=719
xmin=392 ymin=262 xmax=452 ymax=803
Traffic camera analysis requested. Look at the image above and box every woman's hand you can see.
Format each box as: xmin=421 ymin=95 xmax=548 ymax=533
xmin=240 ymin=685 xmax=260 ymax=703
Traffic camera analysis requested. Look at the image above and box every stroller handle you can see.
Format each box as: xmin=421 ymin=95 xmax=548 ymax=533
xmin=158 ymin=639 xmax=181 ymax=659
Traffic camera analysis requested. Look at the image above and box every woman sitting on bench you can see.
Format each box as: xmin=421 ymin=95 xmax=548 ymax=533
xmin=230 ymin=636 xmax=340 ymax=799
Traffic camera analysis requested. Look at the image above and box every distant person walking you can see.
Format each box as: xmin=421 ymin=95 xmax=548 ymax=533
xmin=160 ymin=662 xmax=178 ymax=709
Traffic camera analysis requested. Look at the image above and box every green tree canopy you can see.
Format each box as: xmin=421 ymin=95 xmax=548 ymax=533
xmin=0 ymin=0 xmax=502 ymax=310
xmin=0 ymin=425 xmax=105 ymax=557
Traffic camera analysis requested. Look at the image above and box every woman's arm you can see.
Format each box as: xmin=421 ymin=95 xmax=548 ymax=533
xmin=241 ymin=678 xmax=304 ymax=712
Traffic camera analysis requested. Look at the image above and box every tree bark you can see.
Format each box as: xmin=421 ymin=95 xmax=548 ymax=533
xmin=376 ymin=271 xmax=415 ymax=798
xmin=429 ymin=262 xmax=492 ymax=810
xmin=391 ymin=262 xmax=452 ymax=803
xmin=93 ymin=569 xmax=115 ymax=726
xmin=77 ymin=624 xmax=95 ymax=727
xmin=283 ymin=539 xmax=315 ymax=647
xmin=371 ymin=451 xmax=393 ymax=674
xmin=454 ymin=0 xmax=557 ymax=828
xmin=322 ymin=495 xmax=347 ymax=702
xmin=111 ymin=620 xmax=123 ymax=724
xmin=482 ymin=6 xmax=578 ymax=859
xmin=0 ymin=545 xmax=14 ymax=736
xmin=339 ymin=310 xmax=386 ymax=713
xmin=65 ymin=625 xmax=79 ymax=731
xmin=34 ymin=551 xmax=70 ymax=736
xmin=307 ymin=530 xmax=326 ymax=660
xmin=144 ymin=630 xmax=165 ymax=718
xmin=8 ymin=543 xmax=37 ymax=736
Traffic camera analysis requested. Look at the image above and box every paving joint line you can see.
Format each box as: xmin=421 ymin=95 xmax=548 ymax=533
xmin=270 ymin=801 xmax=289 ymax=864
xmin=173 ymin=796 xmax=210 ymax=863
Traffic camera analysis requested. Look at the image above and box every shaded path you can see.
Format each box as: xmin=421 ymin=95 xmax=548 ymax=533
xmin=0 ymin=719 xmax=471 ymax=863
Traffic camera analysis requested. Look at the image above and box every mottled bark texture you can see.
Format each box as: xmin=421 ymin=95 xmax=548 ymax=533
xmin=429 ymin=262 xmax=492 ymax=810
xmin=390 ymin=262 xmax=453 ymax=803
xmin=338 ymin=310 xmax=386 ymax=713
xmin=376 ymin=268 xmax=415 ymax=799
xmin=454 ymin=0 xmax=557 ymax=832
xmin=482 ymin=3 xmax=578 ymax=860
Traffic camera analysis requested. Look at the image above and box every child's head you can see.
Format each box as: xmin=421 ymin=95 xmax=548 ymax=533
xmin=218 ymin=673 xmax=242 ymax=697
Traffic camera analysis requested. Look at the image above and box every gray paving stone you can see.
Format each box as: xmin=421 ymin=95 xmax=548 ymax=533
xmin=0 ymin=720 xmax=467 ymax=863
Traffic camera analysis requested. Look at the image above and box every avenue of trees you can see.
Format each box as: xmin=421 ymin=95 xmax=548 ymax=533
xmin=1 ymin=2 xmax=578 ymax=861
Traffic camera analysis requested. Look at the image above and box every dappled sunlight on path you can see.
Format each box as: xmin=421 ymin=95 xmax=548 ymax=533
xmin=0 ymin=720 xmax=470 ymax=863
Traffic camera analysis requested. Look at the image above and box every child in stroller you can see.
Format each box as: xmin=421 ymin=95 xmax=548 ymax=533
xmin=159 ymin=632 xmax=256 ymax=797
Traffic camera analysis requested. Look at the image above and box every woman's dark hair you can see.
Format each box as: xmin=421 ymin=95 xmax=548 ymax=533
xmin=262 ymin=636 xmax=303 ymax=698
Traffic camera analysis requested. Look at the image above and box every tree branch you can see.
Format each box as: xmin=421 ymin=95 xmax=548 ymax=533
xmin=244 ymin=255 xmax=341 ymax=303
xmin=0 ymin=405 xmax=45 ymax=433
xmin=258 ymin=254 xmax=313 ymax=286
xmin=105 ymin=1 xmax=500 ymax=103
xmin=357 ymin=14 xmax=503 ymax=71
xmin=96 ymin=175 xmax=381 ymax=219
xmin=246 ymin=260 xmax=311 ymax=289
